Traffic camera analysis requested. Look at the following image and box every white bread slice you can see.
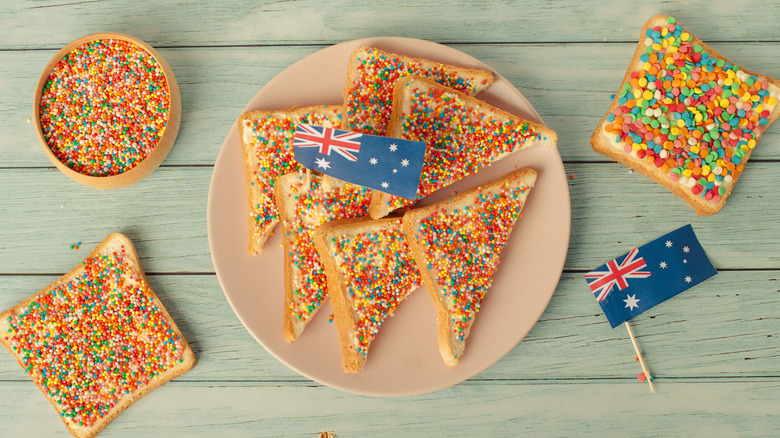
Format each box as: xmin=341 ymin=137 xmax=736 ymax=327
xmin=591 ymin=15 xmax=780 ymax=216
xmin=342 ymin=45 xmax=496 ymax=136
xmin=313 ymin=217 xmax=421 ymax=373
xmin=0 ymin=233 xmax=196 ymax=438
xmin=402 ymin=168 xmax=536 ymax=366
xmin=369 ymin=75 xmax=556 ymax=219
xmin=274 ymin=172 xmax=372 ymax=342
xmin=238 ymin=105 xmax=342 ymax=254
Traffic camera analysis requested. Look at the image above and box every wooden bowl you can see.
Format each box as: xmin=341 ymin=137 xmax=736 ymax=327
xmin=33 ymin=33 xmax=181 ymax=189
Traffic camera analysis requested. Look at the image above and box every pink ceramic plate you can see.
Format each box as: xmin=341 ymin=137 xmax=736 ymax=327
xmin=207 ymin=37 xmax=570 ymax=396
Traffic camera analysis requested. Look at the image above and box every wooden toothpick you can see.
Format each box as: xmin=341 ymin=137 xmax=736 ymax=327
xmin=625 ymin=320 xmax=655 ymax=393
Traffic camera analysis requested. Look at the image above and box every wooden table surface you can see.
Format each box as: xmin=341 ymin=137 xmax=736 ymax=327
xmin=1 ymin=1 xmax=778 ymax=436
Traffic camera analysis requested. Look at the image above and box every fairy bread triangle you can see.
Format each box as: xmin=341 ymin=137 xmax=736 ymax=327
xmin=313 ymin=217 xmax=421 ymax=373
xmin=402 ymin=168 xmax=536 ymax=366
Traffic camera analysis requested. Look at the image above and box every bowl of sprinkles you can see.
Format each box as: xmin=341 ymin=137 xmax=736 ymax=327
xmin=34 ymin=33 xmax=180 ymax=189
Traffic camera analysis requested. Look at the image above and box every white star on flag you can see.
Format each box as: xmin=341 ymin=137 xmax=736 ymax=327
xmin=392 ymin=169 xmax=398 ymax=173
xmin=684 ymin=275 xmax=692 ymax=283
xmin=683 ymin=246 xmax=690 ymax=253
xmin=659 ymin=261 xmax=667 ymax=269
xmin=314 ymin=157 xmax=331 ymax=170
xmin=389 ymin=144 xmax=398 ymax=152
xmin=665 ymin=240 xmax=673 ymax=248
xmin=401 ymin=158 xmax=410 ymax=167
xmin=369 ymin=157 xmax=378 ymax=165
xmin=623 ymin=294 xmax=640 ymax=310
xmin=381 ymin=181 xmax=389 ymax=188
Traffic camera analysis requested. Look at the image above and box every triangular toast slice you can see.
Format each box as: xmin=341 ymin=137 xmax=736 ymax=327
xmin=0 ymin=233 xmax=196 ymax=438
xmin=590 ymin=15 xmax=780 ymax=215
xmin=342 ymin=46 xmax=496 ymax=136
xmin=369 ymin=75 xmax=556 ymax=218
xmin=238 ymin=105 xmax=342 ymax=254
xmin=313 ymin=217 xmax=421 ymax=373
xmin=402 ymin=168 xmax=536 ymax=366
xmin=274 ymin=172 xmax=372 ymax=341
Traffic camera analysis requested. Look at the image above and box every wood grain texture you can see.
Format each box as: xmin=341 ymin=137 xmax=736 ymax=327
xmin=2 ymin=272 xmax=776 ymax=382
xmin=4 ymin=43 xmax=780 ymax=167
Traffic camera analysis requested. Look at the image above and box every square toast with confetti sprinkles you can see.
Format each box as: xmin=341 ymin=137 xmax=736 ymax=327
xmin=0 ymin=233 xmax=196 ymax=438
xmin=591 ymin=15 xmax=780 ymax=216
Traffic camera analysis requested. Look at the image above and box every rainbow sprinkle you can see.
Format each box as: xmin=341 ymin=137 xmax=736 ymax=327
xmin=416 ymin=183 xmax=528 ymax=341
xmin=39 ymin=39 xmax=170 ymax=177
xmin=329 ymin=219 xmax=421 ymax=357
xmin=241 ymin=108 xmax=341 ymax=250
xmin=1 ymin=249 xmax=185 ymax=428
xmin=280 ymin=175 xmax=371 ymax=328
xmin=344 ymin=47 xmax=494 ymax=136
xmin=604 ymin=16 xmax=780 ymax=203
xmin=387 ymin=81 xmax=545 ymax=212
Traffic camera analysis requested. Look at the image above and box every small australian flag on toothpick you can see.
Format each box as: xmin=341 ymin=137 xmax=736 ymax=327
xmin=293 ymin=123 xmax=426 ymax=199
xmin=584 ymin=224 xmax=717 ymax=328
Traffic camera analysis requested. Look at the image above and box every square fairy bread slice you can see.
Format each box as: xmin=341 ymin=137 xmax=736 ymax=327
xmin=370 ymin=75 xmax=556 ymax=219
xmin=0 ymin=233 xmax=196 ymax=438
xmin=237 ymin=105 xmax=342 ymax=254
xmin=591 ymin=15 xmax=780 ymax=215
xmin=274 ymin=172 xmax=372 ymax=342
xmin=342 ymin=45 xmax=496 ymax=136
xmin=313 ymin=217 xmax=421 ymax=373
xmin=402 ymin=168 xmax=536 ymax=367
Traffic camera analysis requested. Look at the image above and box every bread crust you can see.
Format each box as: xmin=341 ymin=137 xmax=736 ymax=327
xmin=590 ymin=15 xmax=780 ymax=216
xmin=237 ymin=105 xmax=343 ymax=254
xmin=0 ymin=233 xmax=196 ymax=438
xmin=313 ymin=217 xmax=419 ymax=373
xmin=402 ymin=168 xmax=536 ymax=366
xmin=369 ymin=75 xmax=556 ymax=219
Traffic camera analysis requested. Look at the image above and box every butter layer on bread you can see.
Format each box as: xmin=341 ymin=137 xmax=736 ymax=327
xmin=0 ymin=233 xmax=196 ymax=438
xmin=342 ymin=46 xmax=495 ymax=136
xmin=238 ymin=105 xmax=342 ymax=254
xmin=403 ymin=168 xmax=536 ymax=367
xmin=590 ymin=15 xmax=780 ymax=216
xmin=370 ymin=75 xmax=556 ymax=219
xmin=313 ymin=217 xmax=421 ymax=373
xmin=275 ymin=172 xmax=372 ymax=342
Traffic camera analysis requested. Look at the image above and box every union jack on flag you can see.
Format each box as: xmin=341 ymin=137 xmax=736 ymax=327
xmin=583 ymin=225 xmax=717 ymax=328
xmin=585 ymin=248 xmax=651 ymax=302
xmin=293 ymin=124 xmax=362 ymax=161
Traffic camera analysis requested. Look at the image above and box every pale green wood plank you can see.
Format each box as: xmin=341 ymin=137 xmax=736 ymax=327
xmin=4 ymin=0 xmax=780 ymax=49
xmin=1 ymin=163 xmax=778 ymax=274
xmin=4 ymin=43 xmax=780 ymax=168
xmin=1 ymin=380 xmax=778 ymax=437
xmin=2 ymin=271 xmax=777 ymax=381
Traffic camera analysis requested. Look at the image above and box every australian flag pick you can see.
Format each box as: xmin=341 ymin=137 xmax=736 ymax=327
xmin=293 ymin=123 xmax=426 ymax=199
xmin=584 ymin=224 xmax=717 ymax=328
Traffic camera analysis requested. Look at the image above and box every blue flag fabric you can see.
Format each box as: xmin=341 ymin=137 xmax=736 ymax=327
xmin=584 ymin=224 xmax=717 ymax=328
xmin=292 ymin=123 xmax=426 ymax=199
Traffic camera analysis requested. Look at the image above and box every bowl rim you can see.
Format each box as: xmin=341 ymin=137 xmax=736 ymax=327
xmin=33 ymin=32 xmax=181 ymax=189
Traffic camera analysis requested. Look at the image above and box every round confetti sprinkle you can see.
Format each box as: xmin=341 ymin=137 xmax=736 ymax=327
xmin=38 ymin=38 xmax=171 ymax=177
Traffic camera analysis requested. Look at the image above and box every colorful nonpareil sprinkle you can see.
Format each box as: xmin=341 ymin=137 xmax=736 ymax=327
xmin=39 ymin=39 xmax=170 ymax=177
xmin=344 ymin=48 xmax=494 ymax=136
xmin=387 ymin=82 xmax=545 ymax=211
xmin=241 ymin=109 xmax=341 ymax=248
xmin=329 ymin=220 xmax=421 ymax=357
xmin=1 ymin=249 xmax=185 ymax=428
xmin=416 ymin=183 xmax=528 ymax=341
xmin=281 ymin=176 xmax=371 ymax=326
xmin=605 ymin=16 xmax=780 ymax=203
